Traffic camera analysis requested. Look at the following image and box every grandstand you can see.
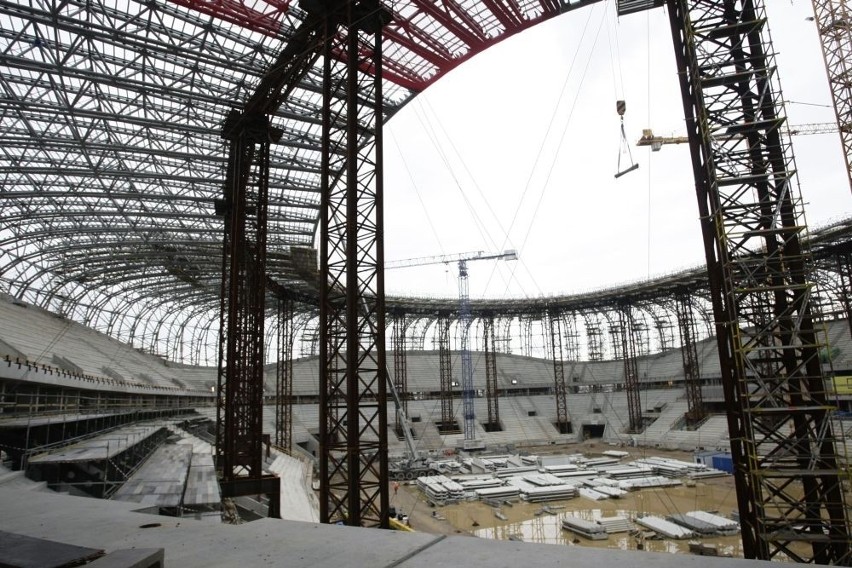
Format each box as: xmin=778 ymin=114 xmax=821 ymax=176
xmin=5 ymin=289 xmax=851 ymax=462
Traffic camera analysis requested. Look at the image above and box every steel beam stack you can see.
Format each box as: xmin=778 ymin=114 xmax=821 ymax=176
xmin=667 ymin=0 xmax=852 ymax=561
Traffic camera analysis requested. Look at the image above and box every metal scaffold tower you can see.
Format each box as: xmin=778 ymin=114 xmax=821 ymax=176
xmin=667 ymin=0 xmax=852 ymax=561
xmin=674 ymin=292 xmax=706 ymax=427
xmin=216 ymin=11 xmax=331 ymax=511
xmin=811 ymin=0 xmax=852 ymax=194
xmin=392 ymin=312 xmax=410 ymax=438
xmin=616 ymin=307 xmax=643 ymax=434
xmin=436 ymin=315 xmax=458 ymax=433
xmin=547 ymin=311 xmax=572 ymax=434
xmin=275 ymin=296 xmax=295 ymax=450
xmin=386 ymin=249 xmax=515 ymax=444
xmin=482 ymin=315 xmax=501 ymax=432
xmin=457 ymin=259 xmax=479 ymax=447
xmin=318 ymin=0 xmax=391 ymax=528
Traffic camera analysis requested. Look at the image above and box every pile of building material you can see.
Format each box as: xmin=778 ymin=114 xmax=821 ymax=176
xmin=541 ymin=463 xmax=583 ymax=475
xmin=668 ymin=513 xmax=720 ymax=535
xmin=596 ymin=515 xmax=633 ymax=534
xmin=495 ymin=465 xmax=539 ymax=478
xmin=635 ymin=515 xmax=695 ymax=539
xmin=562 ymin=516 xmax=609 ymax=540
xmin=523 ymin=473 xmax=565 ymax=487
xmin=686 ymin=468 xmax=729 ymax=480
xmin=504 ymin=475 xmax=578 ymax=503
xmin=620 ymin=475 xmax=681 ymax=490
xmin=578 ymin=487 xmax=608 ymax=501
xmin=416 ymin=475 xmax=465 ymax=503
xmin=684 ymin=511 xmax=740 ymax=535
xmin=583 ymin=457 xmax=621 ymax=468
xmin=601 ymin=465 xmax=655 ymax=480
xmin=587 ymin=484 xmax=626 ymax=499
xmin=456 ymin=476 xmax=503 ymax=491
xmin=634 ymin=457 xmax=694 ymax=478
xmin=474 ymin=485 xmax=521 ymax=501
xmin=521 ymin=484 xmax=577 ymax=503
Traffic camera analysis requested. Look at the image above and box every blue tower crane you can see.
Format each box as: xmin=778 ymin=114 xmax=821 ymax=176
xmin=386 ymin=249 xmax=518 ymax=447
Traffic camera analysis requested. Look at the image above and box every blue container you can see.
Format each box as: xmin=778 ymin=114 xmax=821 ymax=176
xmin=712 ymin=454 xmax=734 ymax=474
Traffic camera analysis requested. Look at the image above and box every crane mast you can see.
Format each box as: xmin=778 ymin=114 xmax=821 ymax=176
xmin=386 ymin=249 xmax=518 ymax=447
xmin=810 ymin=0 xmax=852 ymax=194
xmin=457 ymin=259 xmax=476 ymax=446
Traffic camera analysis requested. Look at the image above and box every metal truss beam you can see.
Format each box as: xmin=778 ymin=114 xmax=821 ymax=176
xmin=668 ymin=0 xmax=852 ymax=561
xmin=318 ymin=2 xmax=391 ymax=528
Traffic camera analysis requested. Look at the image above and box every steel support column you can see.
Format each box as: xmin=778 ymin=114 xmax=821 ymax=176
xmin=436 ymin=315 xmax=458 ymax=433
xmin=483 ymin=315 xmax=501 ymax=431
xmin=837 ymin=252 xmax=852 ymax=340
xmin=675 ymin=292 xmax=705 ymax=427
xmin=547 ymin=311 xmax=572 ymax=434
xmin=616 ymin=307 xmax=642 ymax=433
xmin=391 ymin=312 xmax=409 ymax=437
xmin=275 ymin=296 xmax=294 ymax=450
xmin=218 ymin=114 xmax=271 ymax=493
xmin=584 ymin=314 xmax=604 ymax=361
xmin=457 ymin=260 xmax=477 ymax=443
xmin=668 ymin=0 xmax=851 ymax=561
xmin=318 ymin=2 xmax=391 ymax=527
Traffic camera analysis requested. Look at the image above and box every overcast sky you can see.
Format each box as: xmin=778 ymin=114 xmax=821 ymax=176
xmin=380 ymin=0 xmax=851 ymax=301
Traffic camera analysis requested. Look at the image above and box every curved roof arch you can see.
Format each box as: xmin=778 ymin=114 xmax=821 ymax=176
xmin=2 ymin=0 xmax=848 ymax=366
xmin=0 ymin=0 xmax=610 ymax=361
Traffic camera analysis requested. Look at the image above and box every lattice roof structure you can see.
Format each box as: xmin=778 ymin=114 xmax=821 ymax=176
xmin=0 ymin=0 xmax=604 ymax=359
xmin=1 ymin=0 xmax=850 ymax=365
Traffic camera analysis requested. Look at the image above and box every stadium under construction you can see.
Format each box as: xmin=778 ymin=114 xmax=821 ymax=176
xmin=1 ymin=0 xmax=852 ymax=565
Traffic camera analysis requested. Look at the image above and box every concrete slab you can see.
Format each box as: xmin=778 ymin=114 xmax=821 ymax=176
xmin=0 ymin=486 xmax=803 ymax=568
xmin=0 ymin=529 xmax=103 ymax=567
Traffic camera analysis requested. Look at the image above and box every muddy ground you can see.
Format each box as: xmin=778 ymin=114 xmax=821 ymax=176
xmin=389 ymin=443 xmax=745 ymax=557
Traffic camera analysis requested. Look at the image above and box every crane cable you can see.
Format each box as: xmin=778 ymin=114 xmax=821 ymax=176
xmin=491 ymin=4 xmax=608 ymax=299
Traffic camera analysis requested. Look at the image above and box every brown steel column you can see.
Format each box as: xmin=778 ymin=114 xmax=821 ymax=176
xmin=318 ymin=2 xmax=391 ymax=527
xmin=275 ymin=296 xmax=294 ymax=450
xmin=616 ymin=307 xmax=642 ymax=434
xmin=392 ymin=311 xmax=409 ymax=437
xmin=547 ymin=311 xmax=571 ymax=434
xmin=668 ymin=0 xmax=851 ymax=561
xmin=437 ymin=315 xmax=457 ymax=433
xmin=483 ymin=315 xmax=501 ymax=431
xmin=674 ymin=292 xmax=705 ymax=427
